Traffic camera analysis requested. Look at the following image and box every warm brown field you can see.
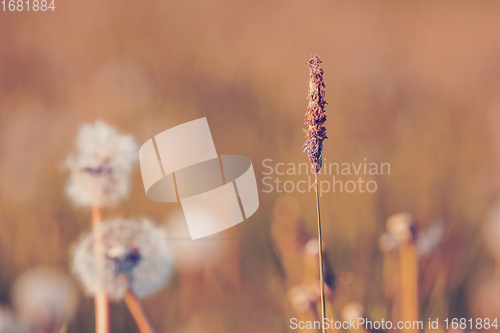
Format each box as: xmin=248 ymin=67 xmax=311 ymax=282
xmin=1 ymin=1 xmax=500 ymax=332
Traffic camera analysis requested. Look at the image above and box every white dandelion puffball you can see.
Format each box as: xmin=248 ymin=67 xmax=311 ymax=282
xmin=288 ymin=285 xmax=316 ymax=313
xmin=12 ymin=267 xmax=78 ymax=331
xmin=65 ymin=121 xmax=138 ymax=207
xmin=380 ymin=222 xmax=444 ymax=257
xmin=304 ymin=238 xmax=322 ymax=256
xmin=0 ymin=307 xmax=18 ymax=333
xmin=386 ymin=212 xmax=416 ymax=243
xmin=72 ymin=218 xmax=173 ymax=301
xmin=341 ymin=302 xmax=365 ymax=321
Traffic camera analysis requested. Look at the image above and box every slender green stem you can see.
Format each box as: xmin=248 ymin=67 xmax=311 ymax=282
xmin=315 ymin=178 xmax=326 ymax=333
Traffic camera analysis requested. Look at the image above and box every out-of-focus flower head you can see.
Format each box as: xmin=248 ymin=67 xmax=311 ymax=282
xmin=304 ymin=238 xmax=322 ymax=256
xmin=65 ymin=121 xmax=138 ymax=207
xmin=12 ymin=267 xmax=78 ymax=332
xmin=386 ymin=212 xmax=417 ymax=243
xmin=341 ymin=301 xmax=365 ymax=321
xmin=72 ymin=218 xmax=173 ymax=301
xmin=380 ymin=219 xmax=444 ymax=256
xmin=288 ymin=281 xmax=334 ymax=314
xmin=288 ymin=284 xmax=317 ymax=314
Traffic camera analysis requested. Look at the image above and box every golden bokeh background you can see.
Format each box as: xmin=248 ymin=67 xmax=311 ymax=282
xmin=1 ymin=1 xmax=500 ymax=332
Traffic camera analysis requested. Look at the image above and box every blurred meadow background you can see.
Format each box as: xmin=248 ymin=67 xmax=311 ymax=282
xmin=2 ymin=1 xmax=500 ymax=332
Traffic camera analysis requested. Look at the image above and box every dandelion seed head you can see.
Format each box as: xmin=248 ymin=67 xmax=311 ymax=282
xmin=65 ymin=121 xmax=138 ymax=207
xmin=288 ymin=281 xmax=334 ymax=314
xmin=307 ymin=279 xmax=334 ymax=303
xmin=386 ymin=212 xmax=417 ymax=243
xmin=12 ymin=267 xmax=78 ymax=332
xmin=304 ymin=238 xmax=321 ymax=256
xmin=381 ymin=221 xmax=442 ymax=258
xmin=341 ymin=302 xmax=365 ymax=321
xmin=288 ymin=285 xmax=316 ymax=314
xmin=72 ymin=218 xmax=173 ymax=301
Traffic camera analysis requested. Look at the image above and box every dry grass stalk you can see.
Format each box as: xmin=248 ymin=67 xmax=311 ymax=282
xmin=314 ymin=186 xmax=326 ymax=333
xmin=399 ymin=241 xmax=418 ymax=333
xmin=303 ymin=54 xmax=328 ymax=333
xmin=303 ymin=240 xmax=337 ymax=333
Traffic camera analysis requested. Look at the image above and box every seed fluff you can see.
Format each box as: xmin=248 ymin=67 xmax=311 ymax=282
xmin=65 ymin=121 xmax=138 ymax=207
xmin=72 ymin=218 xmax=173 ymax=301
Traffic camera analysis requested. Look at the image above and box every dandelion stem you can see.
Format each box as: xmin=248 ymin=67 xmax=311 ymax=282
xmin=58 ymin=321 xmax=68 ymax=333
xmin=400 ymin=241 xmax=418 ymax=333
xmin=125 ymin=289 xmax=156 ymax=333
xmin=91 ymin=206 xmax=110 ymax=333
xmin=315 ymin=178 xmax=327 ymax=333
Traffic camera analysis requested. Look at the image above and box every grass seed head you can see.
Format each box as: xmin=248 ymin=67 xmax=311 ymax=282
xmin=303 ymin=55 xmax=327 ymax=176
